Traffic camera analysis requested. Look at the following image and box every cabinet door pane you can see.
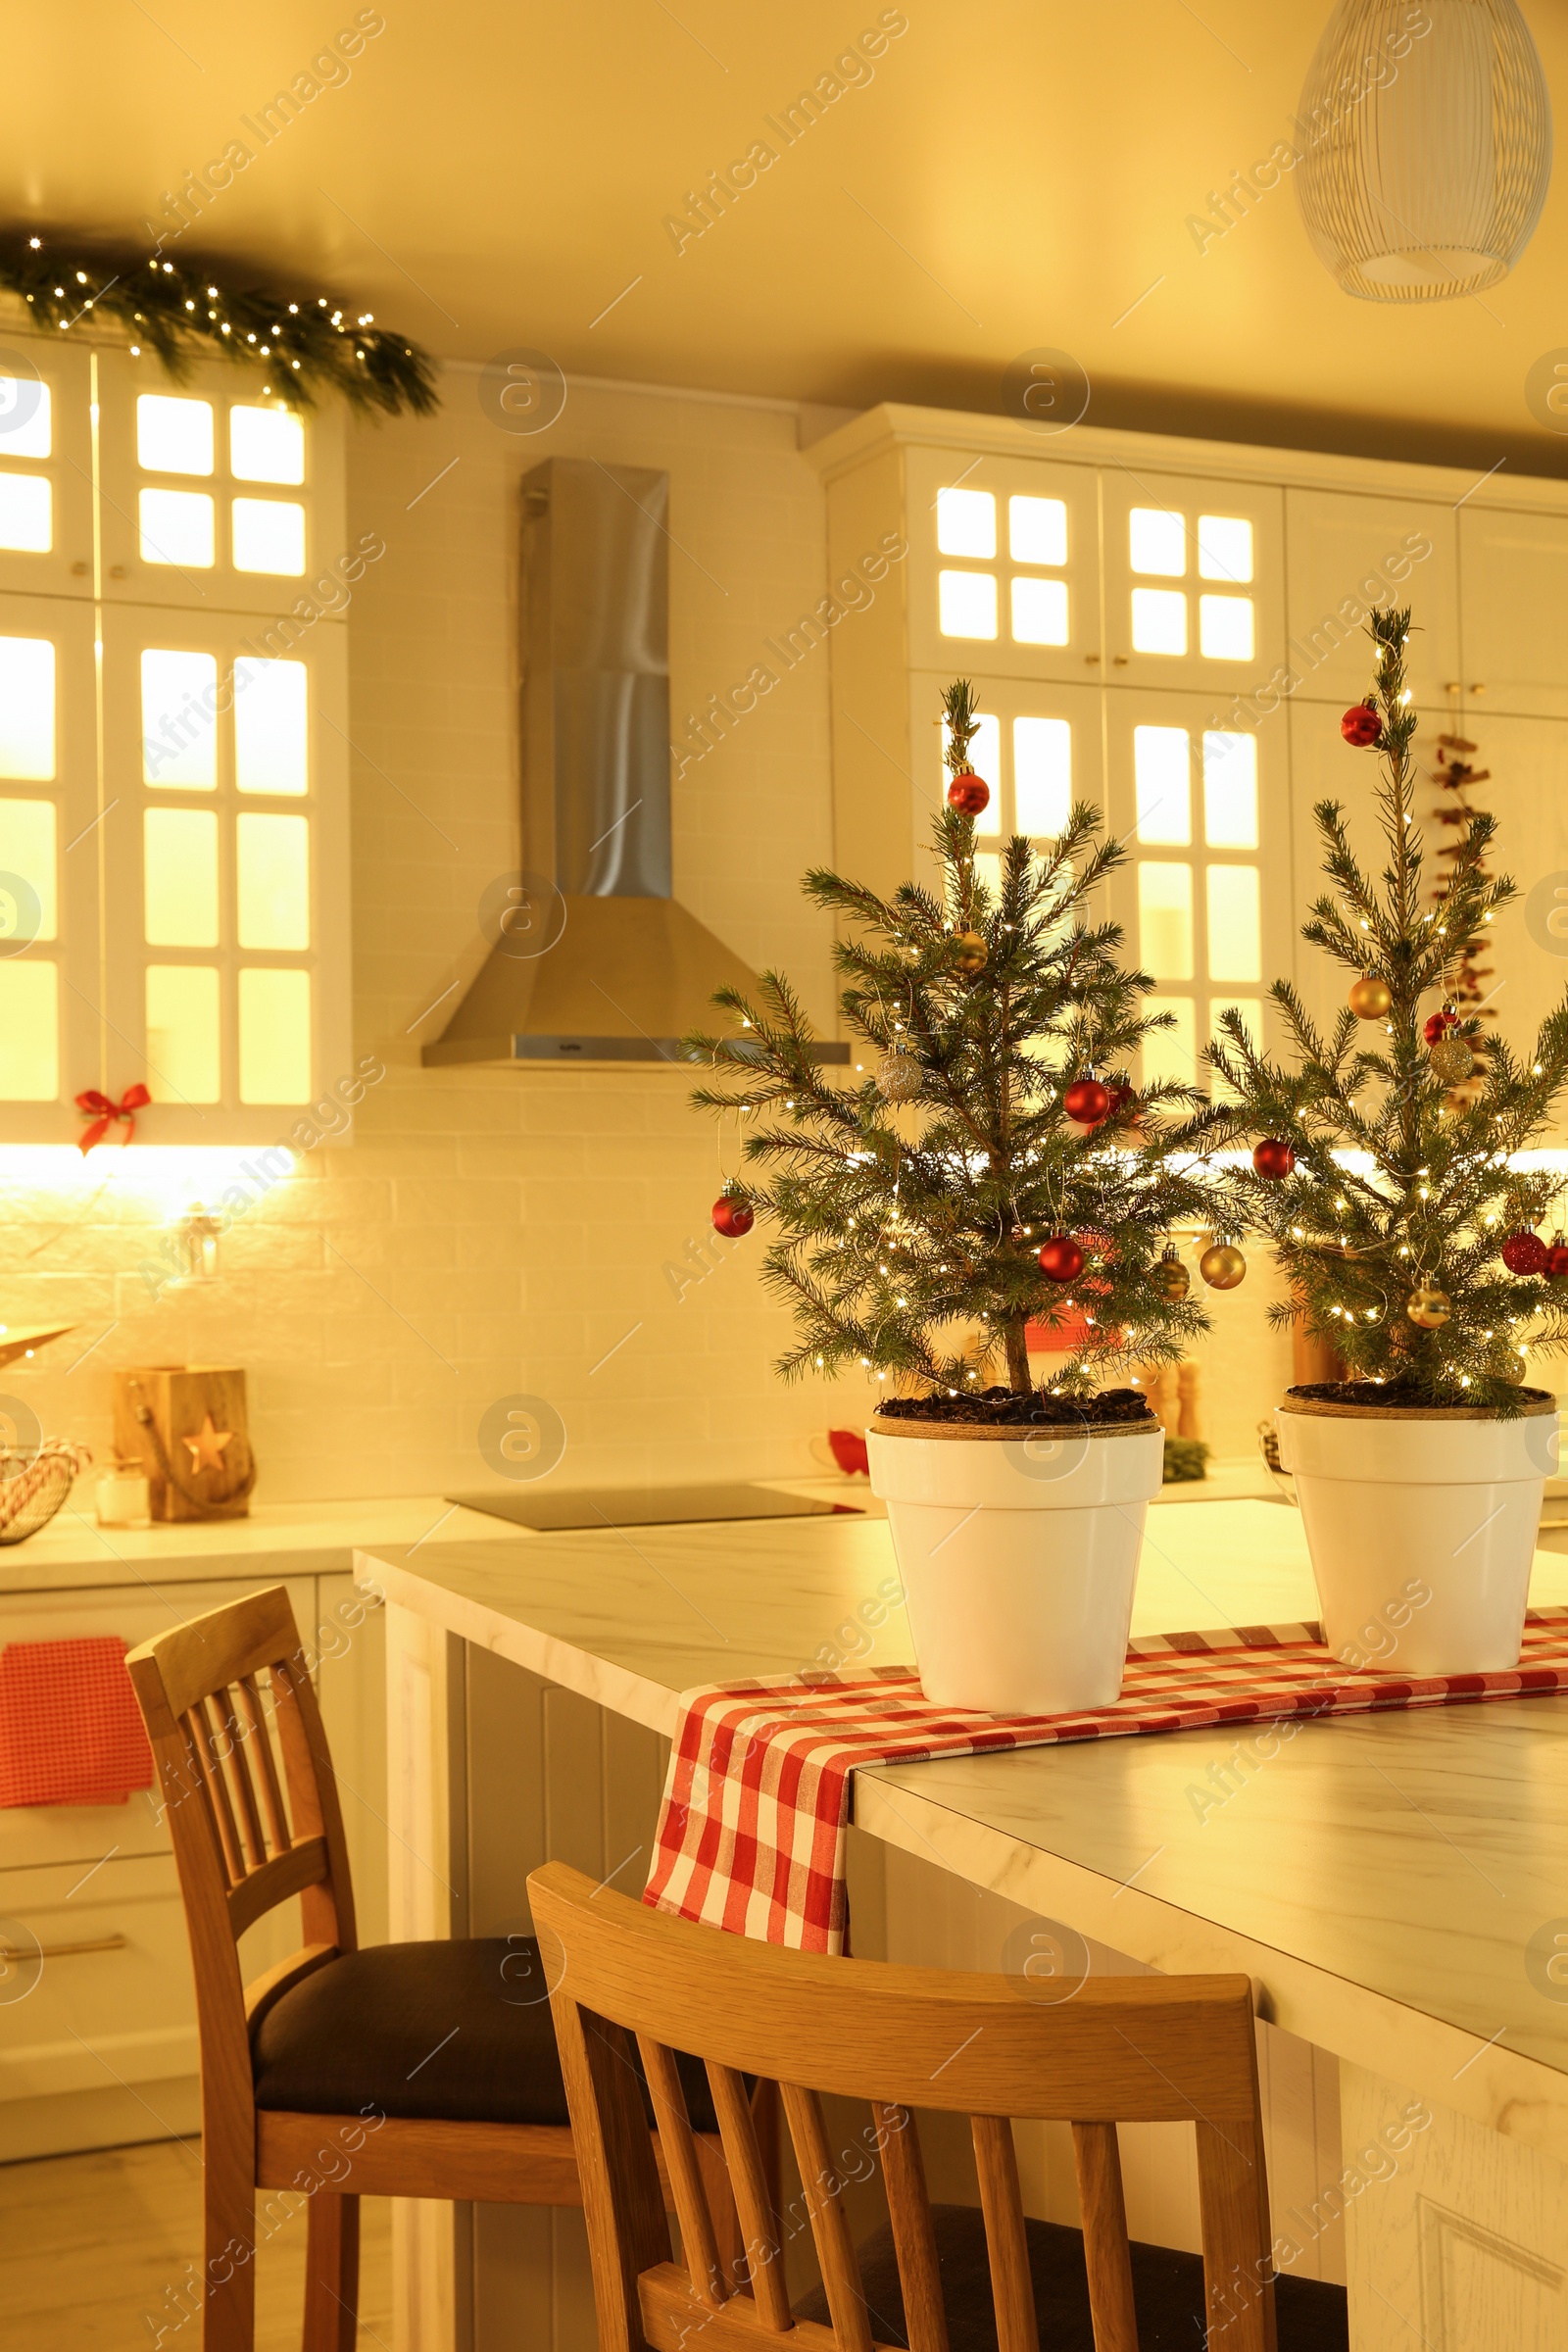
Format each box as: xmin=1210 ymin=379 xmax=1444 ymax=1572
xmin=144 ymin=809 xmax=220 ymax=946
xmin=146 ymin=965 xmax=220 ymax=1102
xmin=0 ymin=961 xmax=58 ymax=1098
xmin=238 ymin=968 xmax=312 ymax=1102
xmin=236 ymin=814 xmax=310 ymax=949
xmin=0 ymin=637 xmax=56 ymax=779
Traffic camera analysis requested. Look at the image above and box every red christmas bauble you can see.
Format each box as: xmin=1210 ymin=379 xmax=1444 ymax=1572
xmin=1037 ymin=1235 xmax=1085 ymax=1284
xmin=1105 ymin=1081 xmax=1137 ymax=1117
xmin=712 ymin=1196 xmax=755 ymax=1238
xmin=1252 ymin=1138 xmax=1296 ymax=1180
xmin=1341 ymin=704 xmax=1382 ymax=748
xmin=1500 ymin=1229 xmax=1548 ymax=1276
xmin=1423 ymin=1010 xmax=1458 ymax=1044
xmin=1063 ymin=1077 xmax=1111 ymax=1126
xmin=1548 ymin=1244 xmax=1568 ymax=1280
xmin=946 ymin=769 xmax=990 ymax=815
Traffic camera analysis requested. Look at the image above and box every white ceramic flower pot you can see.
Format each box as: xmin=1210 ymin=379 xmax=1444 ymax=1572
xmin=1274 ymin=1396 xmax=1558 ymax=1677
xmin=866 ymin=1416 xmax=1165 ymax=1714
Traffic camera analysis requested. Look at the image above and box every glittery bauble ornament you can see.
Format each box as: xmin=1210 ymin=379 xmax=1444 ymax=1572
xmin=1200 ymin=1240 xmax=1247 ymax=1290
xmin=1424 ymin=1008 xmax=1458 ymax=1045
xmin=1429 ymin=1034 xmax=1474 ymax=1085
xmin=1501 ymin=1229 xmax=1549 ymax=1276
xmin=1150 ymin=1247 xmax=1190 ymax=1302
xmin=1341 ymin=703 xmax=1382 ymax=747
xmin=1405 ymin=1283 xmax=1450 ymax=1329
xmin=946 ymin=769 xmax=990 ymax=815
xmin=1252 ymin=1138 xmax=1296 ymax=1180
xmin=1063 ymin=1075 xmax=1111 ymax=1126
xmin=1348 ymin=974 xmax=1393 ymax=1019
xmin=1037 ymin=1235 xmax=1085 ymax=1284
xmin=1548 ymin=1233 xmax=1568 ymax=1280
xmin=952 ymin=929 xmax=988 ymax=974
xmin=711 ymin=1195 xmax=754 ymax=1238
xmin=1105 ymin=1080 xmax=1137 ymax=1118
xmin=875 ymin=1046 xmax=922 ymax=1103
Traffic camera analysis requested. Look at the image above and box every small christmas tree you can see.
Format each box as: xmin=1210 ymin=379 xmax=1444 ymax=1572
xmin=1200 ymin=606 xmax=1568 ymax=1413
xmin=684 ymin=680 xmax=1228 ymax=1410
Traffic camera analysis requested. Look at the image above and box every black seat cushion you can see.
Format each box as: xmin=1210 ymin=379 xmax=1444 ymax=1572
xmin=795 ymin=2202 xmax=1347 ymax=2352
xmin=250 ymin=1937 xmax=725 ymax=2132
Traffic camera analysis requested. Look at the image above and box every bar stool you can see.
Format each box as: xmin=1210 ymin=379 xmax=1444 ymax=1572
xmin=128 ymin=1584 xmax=745 ymax=2351
xmin=529 ymin=1857 xmax=1350 ymax=2352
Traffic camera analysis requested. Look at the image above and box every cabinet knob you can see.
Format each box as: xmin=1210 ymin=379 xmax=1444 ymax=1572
xmin=1112 ymin=655 xmax=1129 ymax=666
xmin=1469 ymin=682 xmax=1486 ymax=695
xmin=1445 ymin=681 xmax=1461 ymax=694
xmin=1084 ymin=653 xmax=1101 ymax=665
xmin=71 ymin=560 xmax=88 ymax=576
xmin=109 ymin=564 xmax=126 ymax=579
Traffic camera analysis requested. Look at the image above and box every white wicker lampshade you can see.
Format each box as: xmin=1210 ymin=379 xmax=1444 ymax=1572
xmin=1296 ymin=0 xmax=1552 ymax=301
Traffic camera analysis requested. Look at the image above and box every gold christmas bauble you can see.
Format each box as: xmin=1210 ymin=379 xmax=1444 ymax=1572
xmin=1429 ymin=1035 xmax=1474 ymax=1085
xmin=875 ymin=1046 xmax=922 ymax=1103
xmin=1404 ymin=1283 xmax=1451 ymax=1329
xmin=1199 ymin=1241 xmax=1247 ymax=1291
xmin=1348 ymin=973 xmax=1393 ymax=1020
xmin=952 ymin=929 xmax=988 ymax=974
xmin=1150 ymin=1248 xmax=1190 ymax=1302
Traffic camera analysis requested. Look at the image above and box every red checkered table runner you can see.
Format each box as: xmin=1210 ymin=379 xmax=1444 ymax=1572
xmin=0 ymin=1637 xmax=155 ymax=1809
xmin=644 ymin=1609 xmax=1568 ymax=1952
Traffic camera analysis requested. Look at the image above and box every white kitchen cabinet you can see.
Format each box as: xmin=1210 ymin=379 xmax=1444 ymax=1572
xmin=0 ymin=1562 xmax=385 ymax=2159
xmin=903 ymin=443 xmax=1102 ymax=687
xmin=810 ymin=405 xmax=1568 ymax=1103
xmin=1458 ymin=507 xmax=1568 ymax=719
xmin=1099 ymin=467 xmax=1285 ymax=696
xmin=1283 ymin=487 xmax=1458 ymax=710
xmin=0 ymin=333 xmax=351 ymax=1144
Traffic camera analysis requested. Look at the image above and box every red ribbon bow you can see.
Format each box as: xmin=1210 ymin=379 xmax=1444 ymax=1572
xmin=74 ymin=1084 xmax=151 ymax=1154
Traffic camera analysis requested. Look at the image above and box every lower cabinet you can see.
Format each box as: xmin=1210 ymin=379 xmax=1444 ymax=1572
xmin=0 ymin=1563 xmax=388 ymax=2158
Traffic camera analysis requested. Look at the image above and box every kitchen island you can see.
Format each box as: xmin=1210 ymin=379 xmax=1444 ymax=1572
xmin=361 ymin=1492 xmax=1568 ymax=2352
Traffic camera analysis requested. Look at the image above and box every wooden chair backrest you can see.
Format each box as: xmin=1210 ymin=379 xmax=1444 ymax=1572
xmin=529 ymin=1861 xmax=1278 ymax=2352
xmin=126 ymin=1584 xmax=357 ymax=2111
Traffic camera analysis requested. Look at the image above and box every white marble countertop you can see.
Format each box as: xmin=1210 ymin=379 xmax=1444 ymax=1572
xmin=362 ymin=1494 xmax=1568 ymax=2165
xmin=0 ymin=1493 xmax=520 ymax=1594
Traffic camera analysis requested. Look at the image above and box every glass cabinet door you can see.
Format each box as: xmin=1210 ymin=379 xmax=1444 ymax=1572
xmin=906 ymin=446 xmax=1102 ymax=687
xmin=1100 ymin=471 xmax=1284 ymax=697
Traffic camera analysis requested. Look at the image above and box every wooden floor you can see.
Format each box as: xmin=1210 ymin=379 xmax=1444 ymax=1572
xmin=0 ymin=2135 xmax=393 ymax=2349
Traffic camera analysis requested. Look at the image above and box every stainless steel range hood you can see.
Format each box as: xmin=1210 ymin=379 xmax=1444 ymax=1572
xmin=425 ymin=457 xmax=843 ymax=1068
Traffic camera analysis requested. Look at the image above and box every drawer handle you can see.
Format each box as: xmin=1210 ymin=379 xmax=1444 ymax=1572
xmin=0 ymin=1933 xmax=127 ymax=1964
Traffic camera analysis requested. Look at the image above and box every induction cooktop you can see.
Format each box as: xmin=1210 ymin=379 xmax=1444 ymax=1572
xmin=445 ymin=1482 xmax=864 ymax=1534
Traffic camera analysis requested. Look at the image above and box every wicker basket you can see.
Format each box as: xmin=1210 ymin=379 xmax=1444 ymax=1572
xmin=0 ymin=1442 xmax=89 ymax=1544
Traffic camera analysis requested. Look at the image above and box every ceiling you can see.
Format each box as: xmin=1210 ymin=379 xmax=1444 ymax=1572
xmin=11 ymin=1 xmax=1568 ymax=474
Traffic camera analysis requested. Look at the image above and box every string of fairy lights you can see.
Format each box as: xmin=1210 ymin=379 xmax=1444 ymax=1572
xmin=0 ymin=234 xmax=438 ymax=416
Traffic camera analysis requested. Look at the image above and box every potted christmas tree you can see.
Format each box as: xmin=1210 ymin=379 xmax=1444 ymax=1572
xmin=685 ymin=680 xmax=1232 ymax=1714
xmin=1201 ymin=607 xmax=1568 ymax=1676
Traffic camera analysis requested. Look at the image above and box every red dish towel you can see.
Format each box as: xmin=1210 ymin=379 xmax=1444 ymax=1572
xmin=0 ymin=1637 xmax=156 ymax=1807
xmin=644 ymin=1608 xmax=1568 ymax=1953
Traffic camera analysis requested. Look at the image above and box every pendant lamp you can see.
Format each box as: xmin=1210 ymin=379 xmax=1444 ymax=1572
xmin=1296 ymin=0 xmax=1552 ymax=301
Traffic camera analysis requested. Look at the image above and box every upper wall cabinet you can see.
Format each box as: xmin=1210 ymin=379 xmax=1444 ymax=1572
xmin=0 ymin=345 xmax=96 ymax=602
xmin=1457 ymin=509 xmax=1568 ymax=719
xmin=95 ymin=352 xmax=346 ymax=616
xmin=810 ymin=407 xmax=1568 ymax=1087
xmin=1099 ymin=471 xmax=1285 ymax=696
xmin=0 ymin=337 xmax=351 ymax=1145
xmin=1283 ymin=489 xmax=1457 ymax=710
xmin=905 ymin=446 xmax=1100 ymax=686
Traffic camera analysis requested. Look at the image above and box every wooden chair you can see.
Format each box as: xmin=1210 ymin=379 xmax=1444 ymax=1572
xmin=127 ymin=1585 xmax=750 ymax=2351
xmin=528 ymin=1859 xmax=1350 ymax=2352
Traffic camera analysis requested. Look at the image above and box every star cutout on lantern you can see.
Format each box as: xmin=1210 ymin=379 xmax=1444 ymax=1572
xmin=183 ymin=1413 xmax=233 ymax=1476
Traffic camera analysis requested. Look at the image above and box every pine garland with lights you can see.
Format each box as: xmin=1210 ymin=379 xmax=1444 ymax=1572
xmin=0 ymin=234 xmax=438 ymax=416
xmin=1196 ymin=606 xmax=1568 ymax=1413
xmin=685 ymin=716 xmax=1229 ymax=1406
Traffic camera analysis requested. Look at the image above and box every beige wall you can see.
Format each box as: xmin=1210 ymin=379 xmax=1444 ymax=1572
xmin=1 ymin=368 xmax=1280 ymax=1500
